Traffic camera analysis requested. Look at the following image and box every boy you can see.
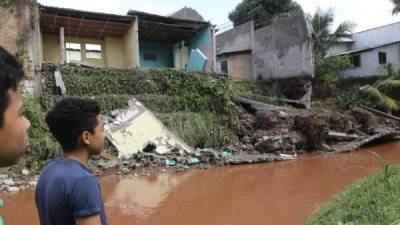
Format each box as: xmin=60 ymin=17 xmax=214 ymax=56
xmin=35 ymin=97 xmax=108 ymax=225
xmin=0 ymin=46 xmax=30 ymax=167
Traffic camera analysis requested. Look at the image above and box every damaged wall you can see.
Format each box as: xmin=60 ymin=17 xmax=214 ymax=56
xmin=216 ymin=21 xmax=253 ymax=56
xmin=0 ymin=0 xmax=42 ymax=76
xmin=253 ymin=11 xmax=314 ymax=80
xmin=0 ymin=2 xmax=28 ymax=55
xmin=189 ymin=26 xmax=213 ymax=72
xmin=104 ymin=37 xmax=126 ymax=69
xmin=217 ymin=52 xmax=252 ymax=80
xmin=216 ymin=11 xmax=314 ymax=81
xmin=123 ymin=20 xmax=140 ymax=68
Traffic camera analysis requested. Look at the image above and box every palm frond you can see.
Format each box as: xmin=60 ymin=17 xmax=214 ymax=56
xmin=376 ymin=79 xmax=400 ymax=89
xmin=381 ymin=95 xmax=400 ymax=111
xmin=360 ymin=85 xmax=385 ymax=100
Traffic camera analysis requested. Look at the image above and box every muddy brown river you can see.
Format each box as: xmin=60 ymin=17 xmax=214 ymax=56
xmin=1 ymin=141 xmax=400 ymax=225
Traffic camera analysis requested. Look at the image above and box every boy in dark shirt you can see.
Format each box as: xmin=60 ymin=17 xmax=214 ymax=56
xmin=36 ymin=97 xmax=108 ymax=225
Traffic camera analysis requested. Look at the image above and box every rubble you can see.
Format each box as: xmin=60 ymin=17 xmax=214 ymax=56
xmin=105 ymin=98 xmax=193 ymax=158
xmin=0 ymin=174 xmax=38 ymax=193
xmin=351 ymin=107 xmax=377 ymax=132
xmin=327 ymin=131 xmax=360 ymax=142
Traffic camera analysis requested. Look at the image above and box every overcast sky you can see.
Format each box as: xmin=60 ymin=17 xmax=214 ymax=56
xmin=38 ymin=0 xmax=400 ymax=32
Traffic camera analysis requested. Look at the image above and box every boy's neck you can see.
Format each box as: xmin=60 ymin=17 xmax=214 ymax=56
xmin=64 ymin=148 xmax=90 ymax=167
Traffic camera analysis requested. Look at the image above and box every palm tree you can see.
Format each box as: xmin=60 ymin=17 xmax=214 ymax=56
xmin=392 ymin=0 xmax=400 ymax=14
xmin=361 ymin=64 xmax=400 ymax=112
xmin=309 ymin=8 xmax=353 ymax=57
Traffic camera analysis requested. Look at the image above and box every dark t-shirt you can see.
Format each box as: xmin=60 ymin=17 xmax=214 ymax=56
xmin=35 ymin=159 xmax=107 ymax=225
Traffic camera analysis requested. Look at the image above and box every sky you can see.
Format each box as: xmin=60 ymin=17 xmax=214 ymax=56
xmin=38 ymin=0 xmax=400 ymax=33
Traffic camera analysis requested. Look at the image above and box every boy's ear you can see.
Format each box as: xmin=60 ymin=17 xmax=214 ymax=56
xmin=81 ymin=131 xmax=91 ymax=145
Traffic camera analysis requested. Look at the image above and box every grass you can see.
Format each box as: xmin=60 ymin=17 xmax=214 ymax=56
xmin=157 ymin=112 xmax=239 ymax=148
xmin=304 ymin=162 xmax=400 ymax=225
xmin=227 ymin=80 xmax=252 ymax=95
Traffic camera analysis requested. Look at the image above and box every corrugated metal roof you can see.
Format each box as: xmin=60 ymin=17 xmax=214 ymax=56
xmin=39 ymin=4 xmax=134 ymax=23
xmin=128 ymin=10 xmax=209 ymax=25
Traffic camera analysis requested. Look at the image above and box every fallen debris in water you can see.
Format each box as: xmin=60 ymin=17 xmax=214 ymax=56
xmin=333 ymin=130 xmax=400 ymax=153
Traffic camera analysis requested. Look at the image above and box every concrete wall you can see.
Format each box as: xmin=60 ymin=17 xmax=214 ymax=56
xmin=0 ymin=1 xmax=42 ymax=77
xmin=216 ymin=21 xmax=252 ymax=55
xmin=253 ymin=11 xmax=314 ymax=80
xmin=139 ymin=42 xmax=173 ymax=68
xmin=0 ymin=2 xmax=28 ymax=54
xmin=217 ymin=52 xmax=252 ymax=80
xmin=341 ymin=43 xmax=400 ymax=78
xmin=42 ymin=35 xmax=60 ymax=63
xmin=104 ymin=37 xmax=126 ymax=69
xmin=123 ymin=21 xmax=140 ymax=68
xmin=189 ymin=26 xmax=213 ymax=72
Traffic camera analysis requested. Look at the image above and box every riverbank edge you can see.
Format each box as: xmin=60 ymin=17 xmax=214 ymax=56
xmin=304 ymin=163 xmax=400 ymax=225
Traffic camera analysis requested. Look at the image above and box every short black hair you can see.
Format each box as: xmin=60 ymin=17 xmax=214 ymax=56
xmin=45 ymin=97 xmax=101 ymax=152
xmin=0 ymin=46 xmax=24 ymax=127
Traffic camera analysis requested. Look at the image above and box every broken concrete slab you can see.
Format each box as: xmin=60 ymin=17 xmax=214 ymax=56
xmin=105 ymin=98 xmax=193 ymax=158
xmin=327 ymin=131 xmax=360 ymax=142
xmin=54 ymin=69 xmax=66 ymax=95
xmin=333 ymin=129 xmax=400 ymax=153
xmin=233 ymin=95 xmax=290 ymax=112
xmin=223 ymin=153 xmax=295 ymax=165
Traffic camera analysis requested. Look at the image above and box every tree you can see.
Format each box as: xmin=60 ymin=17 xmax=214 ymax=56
xmin=361 ymin=64 xmax=400 ymax=112
xmin=309 ymin=8 xmax=353 ymax=57
xmin=392 ymin=0 xmax=400 ymax=14
xmin=228 ymin=0 xmax=301 ymax=25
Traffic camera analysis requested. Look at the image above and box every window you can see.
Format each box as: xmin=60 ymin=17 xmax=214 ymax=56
xmin=85 ymin=44 xmax=102 ymax=59
xmin=144 ymin=53 xmax=157 ymax=61
xmin=221 ymin=60 xmax=228 ymax=74
xmin=379 ymin=52 xmax=387 ymax=64
xmin=66 ymin=43 xmax=81 ymax=62
xmin=351 ymin=54 xmax=361 ymax=68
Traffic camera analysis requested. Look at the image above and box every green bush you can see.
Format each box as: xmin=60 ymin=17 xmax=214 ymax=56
xmin=11 ymin=95 xmax=62 ymax=174
xmin=42 ymin=67 xmax=234 ymax=115
xmin=25 ymin=96 xmax=61 ymax=159
xmin=315 ymin=54 xmax=352 ymax=85
xmin=330 ymin=86 xmax=375 ymax=110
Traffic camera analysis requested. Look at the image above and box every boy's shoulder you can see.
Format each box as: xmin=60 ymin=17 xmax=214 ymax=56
xmin=39 ymin=159 xmax=93 ymax=187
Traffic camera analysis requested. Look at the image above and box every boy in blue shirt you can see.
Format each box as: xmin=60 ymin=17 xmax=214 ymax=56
xmin=36 ymin=97 xmax=108 ymax=225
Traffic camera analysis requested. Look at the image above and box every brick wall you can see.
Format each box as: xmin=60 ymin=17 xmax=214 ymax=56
xmin=0 ymin=2 xmax=29 ymax=55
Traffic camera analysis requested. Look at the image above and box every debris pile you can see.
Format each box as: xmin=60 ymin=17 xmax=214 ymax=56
xmin=235 ymin=103 xmax=400 ymax=155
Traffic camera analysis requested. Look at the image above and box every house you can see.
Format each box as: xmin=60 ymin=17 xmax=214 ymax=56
xmin=216 ymin=11 xmax=314 ymax=81
xmin=0 ymin=1 xmax=216 ymax=73
xmin=329 ymin=22 xmax=400 ymax=78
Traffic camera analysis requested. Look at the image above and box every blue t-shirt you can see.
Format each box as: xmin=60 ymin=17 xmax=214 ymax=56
xmin=35 ymin=159 xmax=107 ymax=225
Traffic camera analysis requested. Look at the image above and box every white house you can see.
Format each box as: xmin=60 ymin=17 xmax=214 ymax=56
xmin=329 ymin=22 xmax=400 ymax=79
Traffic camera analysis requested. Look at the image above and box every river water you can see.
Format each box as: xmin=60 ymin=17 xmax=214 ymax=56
xmin=1 ymin=141 xmax=400 ymax=225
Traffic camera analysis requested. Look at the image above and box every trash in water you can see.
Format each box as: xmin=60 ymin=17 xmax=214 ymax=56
xmin=166 ymin=159 xmax=177 ymax=166
xmin=190 ymin=157 xmax=200 ymax=164
xmin=221 ymin=151 xmax=232 ymax=158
